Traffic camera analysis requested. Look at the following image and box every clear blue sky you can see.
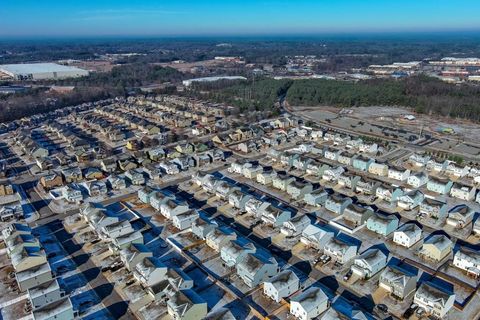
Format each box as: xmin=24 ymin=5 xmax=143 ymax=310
xmin=1 ymin=0 xmax=480 ymax=37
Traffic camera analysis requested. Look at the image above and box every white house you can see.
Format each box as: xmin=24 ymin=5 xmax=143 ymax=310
xmin=453 ymin=247 xmax=480 ymax=278
xmin=351 ymin=248 xmax=388 ymax=279
xmin=281 ymin=215 xmax=311 ymax=237
xmin=393 ymin=223 xmax=422 ymax=248
xmin=324 ymin=237 xmax=357 ymax=265
xmin=397 ymin=190 xmax=424 ymax=211
xmin=446 ymin=204 xmax=474 ymax=229
xmin=379 ymin=265 xmax=417 ymax=300
xmin=414 ymin=282 xmax=455 ymax=319
xmin=450 ymin=183 xmax=477 ymax=201
xmin=388 ymin=166 xmax=410 ymax=181
xmin=300 ymin=225 xmax=334 ymax=250
xmin=236 ymin=252 xmax=278 ymax=288
xmin=264 ymin=270 xmax=300 ymax=303
xmin=290 ymin=286 xmax=329 ymax=320
xmin=407 ymin=172 xmax=429 ymax=188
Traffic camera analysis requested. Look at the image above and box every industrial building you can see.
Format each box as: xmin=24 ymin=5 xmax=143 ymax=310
xmin=0 ymin=63 xmax=89 ymax=80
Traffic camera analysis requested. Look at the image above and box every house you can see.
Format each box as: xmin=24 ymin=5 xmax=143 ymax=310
xmin=338 ymin=152 xmax=355 ymax=167
xmin=120 ymin=243 xmax=153 ymax=271
xmin=143 ymin=164 xmax=162 ymax=180
xmin=172 ymin=210 xmax=199 ymax=231
xmin=325 ymin=194 xmax=353 ymax=215
xmin=303 ymin=188 xmax=329 ymax=207
xmin=409 ymin=154 xmax=430 ymax=167
xmin=324 ymin=237 xmax=357 ymax=265
xmin=125 ymin=169 xmax=145 ymax=185
xmin=229 ymin=160 xmax=245 ymax=174
xmin=84 ymin=180 xmax=107 ymax=197
xmin=0 ymin=183 xmax=14 ymax=196
xmin=393 ymin=223 xmax=422 ymax=248
xmin=11 ymin=246 xmax=47 ymax=272
xmin=272 ymin=173 xmax=295 ymax=191
xmin=160 ymin=199 xmax=190 ymax=219
xmin=214 ymin=181 xmax=238 ymax=200
xmin=228 ymin=190 xmax=252 ymax=212
xmin=388 ymin=166 xmax=411 ymax=182
xmin=379 ymin=265 xmax=417 ymax=300
xmin=191 ymin=217 xmax=217 ymax=240
xmin=220 ymin=238 xmax=256 ymax=268
xmin=166 ymin=289 xmax=208 ymax=320
xmin=159 ymin=161 xmax=180 ymax=175
xmin=376 ymin=184 xmax=403 ymax=204
xmin=342 ymin=203 xmax=374 ymax=228
xmin=337 ymin=172 xmax=361 ymax=191
xmin=355 ymin=177 xmax=381 ymax=195
xmin=257 ymin=168 xmax=277 ymax=186
xmin=397 ymin=190 xmax=424 ymax=210
xmin=260 ymin=205 xmax=292 ymax=227
xmin=16 ymin=262 xmax=53 ymax=292
xmin=6 ymin=233 xmax=39 ymax=256
xmin=264 ymin=270 xmax=300 ymax=303
xmin=351 ymin=248 xmax=388 ymax=279
xmin=413 ymin=282 xmax=455 ymax=319
xmin=281 ymin=214 xmax=311 ymax=237
xmin=407 ymin=172 xmax=429 ymax=188
xmin=62 ymin=185 xmax=83 ymax=203
xmin=32 ymin=297 xmax=74 ymax=320
xmin=100 ymin=158 xmax=117 ymax=173
xmin=446 ymin=162 xmax=470 ymax=178
xmin=368 ymin=161 xmax=389 ymax=177
xmin=107 ymin=175 xmax=127 ymax=190
xmin=286 ymin=180 xmax=314 ymax=200
xmin=352 ymin=156 xmax=374 ymax=172
xmin=450 ymin=183 xmax=477 ymax=201
xmin=40 ymin=173 xmax=63 ymax=190
xmin=290 ymin=286 xmax=329 ymax=320
xmin=366 ymin=212 xmax=399 ymax=236
xmin=138 ymin=187 xmax=157 ymax=204
xmin=243 ymin=163 xmax=263 ymax=180
xmin=133 ymin=257 xmax=167 ymax=287
xmin=236 ymin=252 xmax=278 ymax=288
xmin=324 ymin=148 xmax=341 ymax=161
xmin=300 ymin=224 xmax=334 ymax=250
xmin=453 ymin=247 xmax=480 ymax=278
xmin=427 ymin=159 xmax=450 ymax=173
xmin=28 ymin=279 xmax=65 ymax=309
xmin=150 ymin=192 xmax=170 ymax=211
xmin=61 ymin=166 xmax=82 ymax=183
xmin=82 ymin=167 xmax=103 ymax=180
xmin=306 ymin=161 xmax=330 ymax=177
xmin=420 ymin=235 xmax=453 ymax=262
xmin=446 ymin=204 xmax=474 ymax=228
xmin=322 ymin=166 xmax=345 ymax=182
xmin=205 ymin=226 xmax=237 ymax=252
xmin=118 ymin=158 xmax=138 ymax=172
xmin=419 ymin=198 xmax=448 ymax=221
xmin=427 ymin=177 xmax=453 ymax=195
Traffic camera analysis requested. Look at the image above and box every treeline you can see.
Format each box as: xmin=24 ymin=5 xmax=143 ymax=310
xmin=285 ymin=76 xmax=480 ymax=121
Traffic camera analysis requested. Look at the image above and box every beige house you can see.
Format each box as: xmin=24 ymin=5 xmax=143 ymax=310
xmin=420 ymin=235 xmax=452 ymax=262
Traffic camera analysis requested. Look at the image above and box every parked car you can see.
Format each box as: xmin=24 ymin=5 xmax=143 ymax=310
xmin=343 ymin=270 xmax=353 ymax=281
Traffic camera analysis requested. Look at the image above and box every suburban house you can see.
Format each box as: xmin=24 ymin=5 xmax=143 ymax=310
xmin=272 ymin=174 xmax=296 ymax=192
xmin=107 ymin=175 xmax=127 ymax=190
xmin=61 ymin=167 xmax=83 ymax=183
xmin=388 ymin=166 xmax=410 ymax=181
xmin=337 ymin=172 xmax=361 ymax=191
xmin=220 ymin=238 xmax=256 ymax=268
xmin=322 ymin=166 xmax=345 ymax=182
xmin=303 ymin=188 xmax=329 ymax=207
xmin=228 ymin=190 xmax=252 ymax=212
xmin=236 ymin=252 xmax=278 ymax=288
xmin=342 ymin=203 xmax=374 ymax=228
xmin=11 ymin=246 xmax=47 ymax=272
xmin=420 ymin=235 xmax=453 ymax=262
xmin=256 ymin=168 xmax=277 ymax=186
xmin=263 ymin=269 xmax=300 ymax=303
xmin=366 ymin=212 xmax=399 ymax=236
xmin=205 ymin=226 xmax=237 ymax=252
xmin=426 ymin=177 xmax=453 ymax=195
xmin=300 ymin=224 xmax=335 ymax=250
xmin=393 ymin=223 xmax=422 ymax=248
xmin=446 ymin=162 xmax=470 ymax=178
xmin=243 ymin=163 xmax=263 ymax=180
xmin=160 ymin=199 xmax=190 ymax=219
xmin=352 ymin=156 xmax=374 ymax=172
xmin=324 ymin=237 xmax=358 ymax=265
xmin=32 ymin=297 xmax=74 ymax=320
xmin=453 ymin=247 xmax=480 ymax=278
xmin=125 ymin=169 xmax=145 ymax=185
xmin=215 ymin=181 xmax=238 ymax=200
xmin=62 ymin=185 xmax=83 ymax=203
xmin=261 ymin=205 xmax=292 ymax=227
xmin=368 ymin=161 xmax=389 ymax=177
xmin=409 ymin=154 xmax=430 ymax=167
xmin=191 ymin=216 xmax=217 ymax=240
xmin=172 ymin=210 xmax=199 ymax=231
xmin=120 ymin=243 xmax=153 ymax=271
xmin=281 ymin=214 xmax=311 ymax=237
xmin=28 ymin=279 xmax=65 ymax=309
xmin=166 ymin=289 xmax=208 ymax=320
xmin=426 ymin=158 xmax=450 ymax=174
xmin=446 ymin=204 xmax=475 ymax=228
xmin=413 ymin=282 xmax=455 ymax=319
xmin=351 ymin=248 xmax=388 ymax=279
xmin=397 ymin=190 xmax=424 ymax=210
xmin=355 ymin=177 xmax=381 ymax=195
xmin=290 ymin=286 xmax=329 ymax=320
xmin=286 ymin=180 xmax=314 ymax=200
xmin=325 ymin=194 xmax=353 ymax=215
xmin=450 ymin=183 xmax=477 ymax=201
xmin=133 ymin=257 xmax=167 ymax=287
xmin=379 ymin=265 xmax=417 ymax=300
xmin=40 ymin=173 xmax=63 ymax=190
xmin=376 ymin=183 xmax=404 ymax=204
xmin=16 ymin=262 xmax=53 ymax=292
xmin=407 ymin=172 xmax=429 ymax=188
xmin=419 ymin=198 xmax=448 ymax=221
xmin=338 ymin=152 xmax=355 ymax=166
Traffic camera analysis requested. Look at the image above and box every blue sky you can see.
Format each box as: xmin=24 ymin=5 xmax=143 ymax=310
xmin=1 ymin=0 xmax=480 ymax=37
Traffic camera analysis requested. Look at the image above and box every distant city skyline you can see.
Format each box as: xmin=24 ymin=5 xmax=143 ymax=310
xmin=2 ymin=0 xmax=480 ymax=37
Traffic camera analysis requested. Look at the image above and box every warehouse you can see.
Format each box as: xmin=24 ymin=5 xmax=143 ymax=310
xmin=0 ymin=63 xmax=89 ymax=80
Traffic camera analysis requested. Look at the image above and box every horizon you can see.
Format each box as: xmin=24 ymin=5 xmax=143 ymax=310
xmin=2 ymin=0 xmax=480 ymax=38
